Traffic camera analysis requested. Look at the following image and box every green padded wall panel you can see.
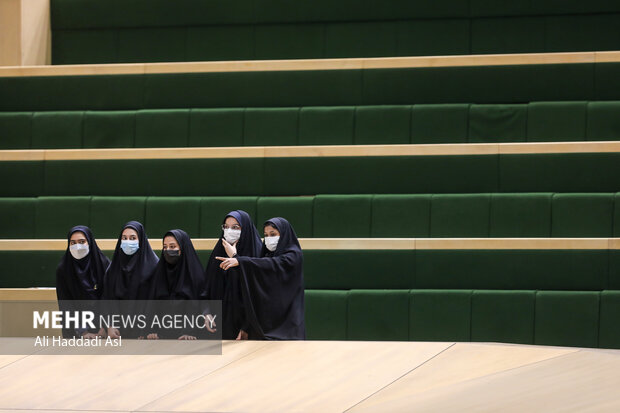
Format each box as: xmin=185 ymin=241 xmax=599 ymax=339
xmin=430 ymin=194 xmax=491 ymax=237
xmin=410 ymin=104 xmax=469 ymax=144
xmin=298 ymin=107 xmax=355 ymax=145
xmin=0 ymin=161 xmax=43 ymax=196
xmin=90 ymin=196 xmax=146 ymax=239
xmin=256 ymin=196 xmax=314 ymax=238
xmin=409 ymin=289 xmax=471 ymax=341
xmin=354 ymin=105 xmax=411 ymax=145
xmin=348 ymin=290 xmax=410 ymax=341
xmin=551 ymin=193 xmax=614 ymax=237
xmin=35 ymin=196 xmax=91 ymax=238
xmin=396 ymin=20 xmax=470 ymax=56
xmin=116 ymin=27 xmax=187 ymax=63
xmin=371 ymin=195 xmax=431 ymax=237
xmin=0 ymin=198 xmax=36 ymax=238
xmin=325 ymin=22 xmax=397 ymax=58
xmin=188 ymin=109 xmax=244 ymax=147
xmin=471 ymin=17 xmax=545 ymax=54
xmin=304 ymin=250 xmax=415 ymax=290
xmin=0 ymin=112 xmax=31 ymax=149
xmin=471 ymin=290 xmax=535 ymax=344
xmin=305 ymin=290 xmax=348 ymax=340
xmin=587 ymin=101 xmax=620 ymax=141
xmin=244 ymin=108 xmax=299 ymax=146
xmin=255 ymin=24 xmax=325 ymax=60
xmin=186 ymin=26 xmax=254 ymax=62
xmin=145 ymin=197 xmax=201 ymax=239
xmin=535 ymin=291 xmax=600 ymax=348
xmin=527 ymin=101 xmax=587 ymax=142
xmin=489 ymin=193 xmax=552 ymax=237
xmin=468 ymin=104 xmax=527 ymax=143
xmin=0 ymin=251 xmax=60 ymax=288
xmin=313 ymin=195 xmax=372 ymax=237
xmin=31 ymin=111 xmax=83 ymax=149
xmin=599 ymin=291 xmax=620 ymax=349
xmin=135 ymin=109 xmax=189 ymax=148
xmin=83 ymin=111 xmax=135 ymax=148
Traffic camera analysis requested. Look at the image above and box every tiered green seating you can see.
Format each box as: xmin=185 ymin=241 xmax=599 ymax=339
xmin=3 ymin=102 xmax=620 ymax=149
xmin=50 ymin=0 xmax=620 ymax=64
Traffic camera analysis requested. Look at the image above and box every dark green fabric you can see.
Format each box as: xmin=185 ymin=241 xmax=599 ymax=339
xmin=313 ymin=195 xmax=372 ymax=237
xmin=325 ymin=22 xmax=397 ymax=58
xmin=471 ymin=290 xmax=535 ymax=344
xmin=256 ymin=196 xmax=313 ymax=237
xmin=396 ymin=20 xmax=470 ymax=56
xmin=0 ymin=198 xmax=36 ymax=238
xmin=304 ymin=250 xmax=415 ymax=289
xmin=31 ymin=111 xmax=84 ymax=149
xmin=199 ymin=197 xmax=258 ymax=238
xmin=586 ymin=101 xmax=620 ymax=141
xmin=186 ymin=26 xmax=254 ymax=62
xmin=347 ymin=290 xmax=409 ymax=341
xmin=527 ymin=101 xmax=587 ymax=142
xmin=535 ymin=291 xmax=600 ymax=347
xmin=264 ymin=155 xmax=498 ymax=195
xmin=52 ymin=29 xmax=118 ymax=65
xmin=489 ymin=193 xmax=552 ymax=237
xmin=409 ymin=289 xmax=471 ymax=341
xmin=471 ymin=17 xmax=546 ymax=54
xmin=305 ymin=290 xmax=348 ymax=340
xmin=410 ymin=104 xmax=469 ymax=144
xmin=43 ymin=159 xmax=264 ymax=196
xmin=298 ymin=107 xmax=355 ymax=145
xmin=89 ymin=196 xmax=146 ymax=239
xmin=546 ymin=14 xmax=620 ymax=53
xmin=145 ymin=197 xmax=201 ymax=239
xmin=116 ymin=27 xmax=186 ymax=63
xmin=244 ymin=108 xmax=299 ymax=146
xmin=135 ymin=109 xmax=189 ymax=148
xmin=0 ymin=112 xmax=31 ymax=149
xmin=430 ymin=194 xmax=491 ymax=237
xmin=614 ymin=192 xmax=620 ymax=237
xmin=499 ymin=153 xmax=620 ymax=192
xmin=3 ymin=64 xmax=612 ymax=111
xmin=0 ymin=251 xmax=60 ymax=287
xmin=255 ymin=24 xmax=324 ymax=60
xmin=599 ymin=290 xmax=620 ymax=349
xmin=415 ymin=250 xmax=608 ymax=290
xmin=371 ymin=195 xmax=431 ymax=237
xmin=469 ymin=0 xmax=533 ymax=17
xmin=0 ymin=161 xmax=44 ymax=196
xmin=83 ymin=111 xmax=135 ymax=148
xmin=468 ymin=104 xmax=527 ymax=143
xmin=551 ymin=193 xmax=614 ymax=237
xmin=607 ymin=250 xmax=620 ymax=290
xmin=188 ymin=109 xmax=244 ymax=147
xmin=354 ymin=105 xmax=411 ymax=145
xmin=35 ymin=196 xmax=91 ymax=238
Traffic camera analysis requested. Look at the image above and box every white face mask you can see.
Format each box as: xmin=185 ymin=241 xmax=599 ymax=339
xmin=70 ymin=243 xmax=89 ymax=260
xmin=223 ymin=228 xmax=241 ymax=244
xmin=265 ymin=236 xmax=280 ymax=252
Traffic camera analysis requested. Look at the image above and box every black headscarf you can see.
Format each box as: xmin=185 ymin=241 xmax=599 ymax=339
xmin=151 ymin=229 xmax=206 ymax=300
xmin=237 ymin=217 xmax=305 ymax=340
xmin=103 ymin=221 xmax=159 ymax=300
xmin=56 ymin=226 xmax=111 ymax=338
xmin=204 ymin=210 xmax=263 ymax=339
xmin=56 ymin=225 xmax=110 ymax=301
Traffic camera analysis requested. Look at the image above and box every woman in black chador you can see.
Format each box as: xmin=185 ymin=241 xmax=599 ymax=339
xmin=148 ymin=229 xmax=206 ymax=339
xmin=56 ymin=225 xmax=110 ymax=338
xmin=204 ymin=210 xmax=262 ymax=340
xmin=216 ymin=217 xmax=305 ymax=340
xmin=103 ymin=221 xmax=159 ymax=338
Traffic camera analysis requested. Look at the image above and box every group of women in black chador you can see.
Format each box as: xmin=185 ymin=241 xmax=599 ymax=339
xmin=55 ymin=212 xmax=305 ymax=341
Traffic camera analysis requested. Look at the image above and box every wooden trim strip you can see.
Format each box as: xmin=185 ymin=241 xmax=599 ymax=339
xmin=1 ymin=142 xmax=619 ymax=162
xmin=0 ymin=238 xmax=617 ymax=251
xmin=0 ymin=52 xmax=617 ymax=78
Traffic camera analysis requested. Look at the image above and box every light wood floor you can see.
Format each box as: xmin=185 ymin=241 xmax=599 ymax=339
xmin=0 ymin=340 xmax=617 ymax=412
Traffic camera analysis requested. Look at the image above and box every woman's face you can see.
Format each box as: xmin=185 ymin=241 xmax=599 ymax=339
xmin=223 ymin=216 xmax=241 ymax=230
xmin=163 ymin=235 xmax=180 ymax=252
xmin=263 ymin=225 xmax=280 ymax=237
xmin=121 ymin=228 xmax=139 ymax=240
xmin=69 ymin=231 xmax=88 ymax=246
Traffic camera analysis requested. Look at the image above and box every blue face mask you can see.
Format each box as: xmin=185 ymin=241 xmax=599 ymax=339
xmin=120 ymin=240 xmax=139 ymax=255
